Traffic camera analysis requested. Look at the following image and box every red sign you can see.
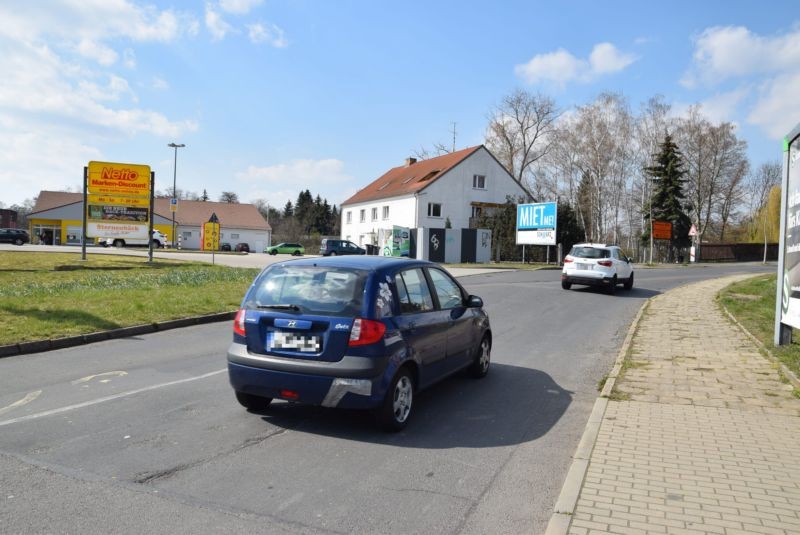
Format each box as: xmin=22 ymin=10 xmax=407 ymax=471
xmin=653 ymin=221 xmax=672 ymax=240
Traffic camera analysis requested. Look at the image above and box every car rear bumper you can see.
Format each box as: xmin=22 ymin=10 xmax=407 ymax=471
xmin=227 ymin=343 xmax=390 ymax=408
xmin=562 ymin=272 xmax=614 ymax=286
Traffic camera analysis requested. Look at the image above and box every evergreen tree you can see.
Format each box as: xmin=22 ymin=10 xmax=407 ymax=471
xmin=283 ymin=201 xmax=294 ymax=218
xmin=645 ymin=134 xmax=691 ymax=261
xmin=556 ymin=200 xmax=584 ymax=256
xmin=294 ymin=190 xmax=314 ymax=234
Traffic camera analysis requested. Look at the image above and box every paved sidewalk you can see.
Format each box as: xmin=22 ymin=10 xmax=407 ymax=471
xmin=567 ymin=275 xmax=800 ymax=535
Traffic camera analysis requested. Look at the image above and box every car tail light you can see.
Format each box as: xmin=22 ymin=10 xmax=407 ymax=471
xmin=349 ymin=318 xmax=386 ymax=346
xmin=233 ymin=309 xmax=246 ymax=337
xmin=597 ymin=260 xmax=613 ymax=267
xmin=563 ymin=257 xmax=573 ymax=263
xmin=280 ymin=389 xmax=299 ymax=400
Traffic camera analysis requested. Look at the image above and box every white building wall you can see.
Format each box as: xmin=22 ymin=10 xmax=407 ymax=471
xmin=417 ymin=147 xmax=528 ymax=230
xmin=340 ymin=196 xmax=416 ymax=245
xmin=178 ymin=226 xmax=270 ymax=251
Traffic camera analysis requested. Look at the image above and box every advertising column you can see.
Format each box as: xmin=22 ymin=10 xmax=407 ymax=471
xmin=776 ymin=124 xmax=800 ymax=344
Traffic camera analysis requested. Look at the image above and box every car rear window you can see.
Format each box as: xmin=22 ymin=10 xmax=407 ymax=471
xmin=246 ymin=265 xmax=366 ymax=317
xmin=570 ymin=247 xmax=610 ymax=259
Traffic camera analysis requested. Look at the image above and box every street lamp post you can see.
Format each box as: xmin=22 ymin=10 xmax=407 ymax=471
xmin=168 ymin=143 xmax=185 ymax=248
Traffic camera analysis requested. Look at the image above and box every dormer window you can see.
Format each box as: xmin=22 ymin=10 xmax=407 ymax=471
xmin=418 ymin=170 xmax=440 ymax=182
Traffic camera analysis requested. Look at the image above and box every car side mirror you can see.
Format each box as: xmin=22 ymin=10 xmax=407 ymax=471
xmin=467 ymin=295 xmax=483 ymax=308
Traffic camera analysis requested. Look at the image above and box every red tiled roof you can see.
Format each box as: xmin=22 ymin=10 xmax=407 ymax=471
xmin=31 ymin=191 xmax=270 ymax=230
xmin=342 ymin=145 xmax=482 ymax=206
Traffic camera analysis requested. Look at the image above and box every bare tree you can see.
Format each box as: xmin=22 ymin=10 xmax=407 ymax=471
xmin=675 ymin=106 xmax=748 ymax=245
xmin=485 ymin=89 xmax=558 ymax=195
xmin=219 ymin=191 xmax=239 ymax=203
xmin=748 ymin=161 xmax=782 ymax=262
xmin=716 ymin=159 xmax=748 ymax=242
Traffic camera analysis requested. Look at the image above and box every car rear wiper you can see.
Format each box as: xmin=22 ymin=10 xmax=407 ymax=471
xmin=257 ymin=303 xmax=301 ymax=311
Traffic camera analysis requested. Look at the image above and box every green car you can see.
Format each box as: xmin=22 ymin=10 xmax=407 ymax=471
xmin=264 ymin=242 xmax=305 ymax=256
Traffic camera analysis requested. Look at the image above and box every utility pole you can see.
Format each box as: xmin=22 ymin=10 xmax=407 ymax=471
xmin=168 ymin=142 xmax=185 ymax=248
xmin=451 ymin=122 xmax=457 ymax=152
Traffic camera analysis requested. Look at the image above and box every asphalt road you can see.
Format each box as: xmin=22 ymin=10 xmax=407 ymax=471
xmin=0 ymin=262 xmax=774 ymax=534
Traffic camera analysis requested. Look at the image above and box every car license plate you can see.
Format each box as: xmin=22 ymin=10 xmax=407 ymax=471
xmin=267 ymin=331 xmax=321 ymax=353
xmin=577 ymin=263 xmax=591 ymax=270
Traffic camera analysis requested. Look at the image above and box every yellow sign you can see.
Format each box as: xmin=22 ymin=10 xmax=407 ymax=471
xmin=87 ymin=194 xmax=149 ymax=207
xmin=87 ymin=161 xmax=151 ymax=197
xmin=202 ymin=222 xmax=220 ymax=251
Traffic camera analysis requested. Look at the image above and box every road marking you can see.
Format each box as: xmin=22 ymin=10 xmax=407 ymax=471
xmin=0 ymin=390 xmax=42 ymax=417
xmin=72 ymin=371 xmax=128 ymax=385
xmin=0 ymin=369 xmax=226 ymax=428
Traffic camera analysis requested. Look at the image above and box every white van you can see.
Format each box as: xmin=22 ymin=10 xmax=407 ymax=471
xmin=100 ymin=230 xmax=170 ymax=249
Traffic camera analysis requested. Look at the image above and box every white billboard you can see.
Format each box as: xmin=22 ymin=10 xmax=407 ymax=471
xmin=516 ymin=202 xmax=557 ymax=245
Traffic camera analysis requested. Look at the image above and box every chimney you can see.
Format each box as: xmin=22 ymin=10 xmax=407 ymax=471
xmin=404 ymin=157 xmax=417 ymax=167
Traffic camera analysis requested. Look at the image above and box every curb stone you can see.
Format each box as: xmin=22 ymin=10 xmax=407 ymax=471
xmin=544 ymin=297 xmax=649 ymax=535
xmin=0 ymin=311 xmax=236 ymax=359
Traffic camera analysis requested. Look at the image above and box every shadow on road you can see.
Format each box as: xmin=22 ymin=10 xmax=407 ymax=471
xmin=569 ymin=286 xmax=661 ymax=298
xmin=255 ymin=363 xmax=572 ymax=449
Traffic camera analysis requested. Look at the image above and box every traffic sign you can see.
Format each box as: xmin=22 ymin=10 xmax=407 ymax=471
xmin=688 ymin=224 xmax=698 ymax=237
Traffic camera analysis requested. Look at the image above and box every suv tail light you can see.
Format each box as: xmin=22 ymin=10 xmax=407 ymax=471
xmin=563 ymin=257 xmax=573 ymax=263
xmin=349 ymin=318 xmax=386 ymax=346
xmin=233 ymin=309 xmax=246 ymax=337
xmin=597 ymin=260 xmax=613 ymax=267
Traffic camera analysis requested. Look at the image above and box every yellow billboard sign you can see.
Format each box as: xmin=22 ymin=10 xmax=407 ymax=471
xmin=88 ymin=194 xmax=149 ymax=207
xmin=87 ymin=161 xmax=151 ymax=197
xmin=202 ymin=222 xmax=220 ymax=251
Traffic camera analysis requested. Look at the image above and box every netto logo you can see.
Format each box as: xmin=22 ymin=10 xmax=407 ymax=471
xmin=102 ymin=167 xmax=139 ymax=181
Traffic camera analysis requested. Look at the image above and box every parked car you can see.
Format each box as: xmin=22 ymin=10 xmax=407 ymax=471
xmin=0 ymin=228 xmax=30 ymax=245
xmin=265 ymin=242 xmax=305 ymax=256
xmin=220 ymin=242 xmax=232 ymax=251
xmin=100 ymin=230 xmax=170 ymax=248
xmin=227 ymin=256 xmax=491 ymax=431
xmin=235 ymin=243 xmax=250 ymax=253
xmin=319 ymin=238 xmax=366 ymax=256
xmin=561 ymin=243 xmax=634 ymax=294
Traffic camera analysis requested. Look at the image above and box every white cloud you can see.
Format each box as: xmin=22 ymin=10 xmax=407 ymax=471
xmin=748 ymin=73 xmax=800 ymax=139
xmin=515 ymin=42 xmax=637 ymax=86
xmin=589 ymin=42 xmax=636 ymax=74
xmin=237 ymin=159 xmax=350 ymax=184
xmin=247 ymin=23 xmax=287 ymax=47
xmin=219 ymin=0 xmax=263 ymax=15
xmin=683 ymin=25 xmax=800 ymax=139
xmin=205 ymin=4 xmax=233 ymax=41
xmin=122 ymin=48 xmax=136 ymax=69
xmin=76 ymin=38 xmax=118 ymax=66
xmin=684 ymin=26 xmax=800 ymax=86
xmin=152 ymin=77 xmax=170 ymax=90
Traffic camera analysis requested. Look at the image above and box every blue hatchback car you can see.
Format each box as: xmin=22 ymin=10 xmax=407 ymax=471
xmin=227 ymin=256 xmax=491 ymax=430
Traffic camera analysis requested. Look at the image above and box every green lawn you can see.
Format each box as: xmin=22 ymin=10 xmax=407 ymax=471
xmin=719 ymin=274 xmax=800 ymax=380
xmin=0 ymin=252 xmax=259 ymax=345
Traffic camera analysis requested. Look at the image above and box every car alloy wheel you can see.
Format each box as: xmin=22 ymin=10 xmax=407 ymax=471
xmin=378 ymin=368 xmax=413 ymax=431
xmin=470 ymin=336 xmax=491 ymax=378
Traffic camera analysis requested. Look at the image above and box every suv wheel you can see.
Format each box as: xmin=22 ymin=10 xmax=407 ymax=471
xmin=624 ymin=273 xmax=634 ymax=290
xmin=607 ymin=275 xmax=618 ymax=295
xmin=329 ymin=251 xmax=337 ymax=256
xmin=561 ymin=279 xmax=571 ymax=290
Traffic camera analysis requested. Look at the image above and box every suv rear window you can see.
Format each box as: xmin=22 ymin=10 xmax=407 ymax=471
xmin=570 ymin=246 xmax=610 ymax=259
xmin=246 ymin=265 xmax=366 ymax=317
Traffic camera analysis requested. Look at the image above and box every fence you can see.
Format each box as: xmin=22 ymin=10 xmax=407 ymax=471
xmin=697 ymin=243 xmax=778 ymax=262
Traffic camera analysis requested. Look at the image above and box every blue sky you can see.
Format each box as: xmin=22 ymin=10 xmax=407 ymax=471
xmin=2 ymin=1 xmax=799 ymax=210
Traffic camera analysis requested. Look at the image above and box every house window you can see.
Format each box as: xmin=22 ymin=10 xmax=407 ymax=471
xmin=473 ymin=174 xmax=486 ymax=189
xmin=427 ymin=203 xmax=442 ymax=218
xmin=382 ymin=206 xmax=389 ymax=219
xmin=371 ymin=207 xmax=378 ymax=221
xmin=231 ymin=233 xmax=239 ymax=239
xmin=346 ymin=211 xmax=352 ymax=224
xmin=471 ymin=206 xmax=482 ymax=218
xmin=360 ymin=209 xmax=366 ymax=222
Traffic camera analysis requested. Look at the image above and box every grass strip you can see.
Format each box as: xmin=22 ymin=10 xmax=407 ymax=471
xmin=0 ymin=252 xmax=259 ymax=345
xmin=718 ymin=273 xmax=800 ymax=379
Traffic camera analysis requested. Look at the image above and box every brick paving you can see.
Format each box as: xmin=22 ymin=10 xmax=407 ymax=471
xmin=568 ymin=276 xmax=800 ymax=535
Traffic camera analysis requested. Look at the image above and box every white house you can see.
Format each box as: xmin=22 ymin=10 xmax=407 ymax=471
xmin=340 ymin=145 xmax=530 ymax=245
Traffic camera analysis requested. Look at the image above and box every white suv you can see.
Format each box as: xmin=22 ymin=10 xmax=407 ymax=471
xmin=561 ymin=243 xmax=633 ymax=294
